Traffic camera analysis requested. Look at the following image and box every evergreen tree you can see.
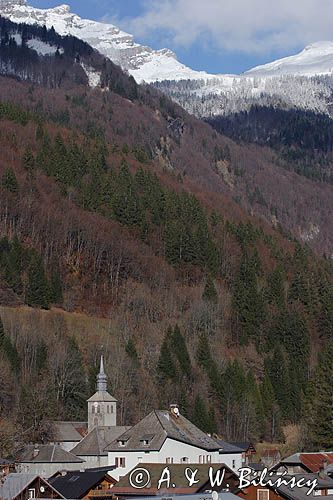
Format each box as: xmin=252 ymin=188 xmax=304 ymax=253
xmin=2 ymin=335 xmax=20 ymax=374
xmin=261 ymin=371 xmax=281 ymax=442
xmin=157 ymin=330 xmax=176 ymax=382
xmin=26 ymin=252 xmax=50 ymax=309
xmin=125 ymin=338 xmax=139 ymax=364
xmin=192 ymin=395 xmax=211 ymax=433
xmin=171 ymin=325 xmax=191 ymax=377
xmin=196 ymin=333 xmax=212 ymax=372
xmin=306 ymin=339 xmax=333 ymax=449
xmin=202 ymin=275 xmax=218 ymax=303
xmin=1 ymin=167 xmax=18 ymax=193
xmin=63 ymin=337 xmax=88 ymax=420
xmin=22 ymin=147 xmax=35 ymax=179
xmin=49 ymin=261 xmax=63 ymax=304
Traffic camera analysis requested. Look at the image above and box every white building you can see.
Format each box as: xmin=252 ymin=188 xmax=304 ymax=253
xmin=105 ymin=405 xmax=243 ymax=480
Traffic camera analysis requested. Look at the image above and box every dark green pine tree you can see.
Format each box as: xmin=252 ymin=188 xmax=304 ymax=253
xmin=4 ymin=236 xmax=23 ymax=294
xmin=196 ymin=333 xmax=212 ymax=373
xmin=261 ymin=371 xmax=281 ymax=442
xmin=171 ymin=325 xmax=191 ymax=377
xmin=63 ymin=337 xmax=88 ymax=420
xmin=202 ymin=275 xmax=218 ymax=303
xmin=125 ymin=337 xmax=139 ymax=365
xmin=157 ymin=330 xmax=176 ymax=382
xmin=266 ymin=346 xmax=292 ymax=422
xmin=266 ymin=265 xmax=285 ymax=309
xmin=49 ymin=261 xmax=63 ymax=304
xmin=22 ymin=147 xmax=35 ymax=179
xmin=1 ymin=167 xmax=18 ymax=193
xmin=307 ymin=339 xmax=333 ymax=450
xmin=26 ymin=252 xmax=50 ymax=309
xmin=2 ymin=335 xmax=20 ymax=374
xmin=192 ymin=395 xmax=211 ymax=433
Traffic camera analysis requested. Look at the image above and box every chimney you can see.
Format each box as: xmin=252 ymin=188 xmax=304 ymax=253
xmin=33 ymin=447 xmax=39 ymax=459
xmin=170 ymin=404 xmax=180 ymax=418
xmin=319 ymin=459 xmax=329 ymax=478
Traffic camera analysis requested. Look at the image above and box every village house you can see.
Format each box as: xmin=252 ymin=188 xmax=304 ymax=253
xmin=48 ymin=467 xmax=116 ymax=500
xmin=272 ymin=453 xmax=333 ymax=475
xmin=230 ymin=443 xmax=257 ymax=466
xmin=0 ymin=473 xmax=64 ymax=500
xmin=105 ymin=404 xmax=243 ymax=480
xmin=15 ymin=444 xmax=85 ymax=477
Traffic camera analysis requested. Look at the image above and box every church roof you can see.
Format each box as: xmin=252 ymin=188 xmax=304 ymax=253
xmin=71 ymin=426 xmax=130 ymax=456
xmin=87 ymin=391 xmax=117 ymax=403
xmin=105 ymin=410 xmax=221 ymax=452
xmin=52 ymin=421 xmax=87 ymax=442
xmin=16 ymin=444 xmax=84 ymax=464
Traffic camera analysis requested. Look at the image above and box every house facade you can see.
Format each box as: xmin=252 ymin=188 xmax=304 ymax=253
xmin=105 ymin=406 xmax=243 ymax=479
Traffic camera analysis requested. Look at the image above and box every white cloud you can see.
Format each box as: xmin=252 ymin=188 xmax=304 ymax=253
xmin=119 ymin=0 xmax=333 ymax=54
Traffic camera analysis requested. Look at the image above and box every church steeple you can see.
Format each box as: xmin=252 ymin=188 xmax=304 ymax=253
xmin=87 ymin=354 xmax=117 ymax=431
xmin=97 ymin=355 xmax=108 ymax=392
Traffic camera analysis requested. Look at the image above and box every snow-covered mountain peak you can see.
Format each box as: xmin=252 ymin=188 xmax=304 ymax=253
xmin=0 ymin=0 xmax=211 ymax=82
xmin=0 ymin=0 xmax=27 ymax=7
xmin=51 ymin=4 xmax=71 ymax=15
xmin=245 ymin=42 xmax=333 ymax=77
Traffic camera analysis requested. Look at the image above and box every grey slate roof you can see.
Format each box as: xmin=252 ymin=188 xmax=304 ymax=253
xmin=0 ymin=473 xmax=64 ymax=500
xmin=105 ymin=410 xmax=222 ymax=452
xmin=17 ymin=445 xmax=84 ymax=464
xmin=87 ymin=391 xmax=117 ymax=403
xmin=52 ymin=422 xmax=87 ymax=443
xmin=71 ymin=426 xmax=130 ymax=457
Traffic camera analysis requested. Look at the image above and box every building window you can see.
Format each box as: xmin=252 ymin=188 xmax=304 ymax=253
xmin=207 ymin=455 xmax=212 ymax=463
xmin=232 ymin=459 xmax=236 ymax=468
xmin=257 ymin=489 xmax=270 ymax=500
xmin=107 ymin=405 xmax=110 ymax=414
xmin=116 ymin=457 xmax=126 ymax=468
xmin=313 ymin=491 xmax=321 ymax=497
xmin=97 ymin=405 xmax=100 ymax=414
xmin=28 ymin=489 xmax=36 ymax=499
xmin=92 ymin=406 xmax=95 ymax=414
xmin=181 ymin=457 xmax=189 ymax=464
xmin=166 ymin=458 xmax=174 ymax=464
xmin=111 ymin=405 xmax=114 ymax=414
xmin=138 ymin=457 xmax=143 ymax=463
xmin=119 ymin=441 xmax=127 ymax=447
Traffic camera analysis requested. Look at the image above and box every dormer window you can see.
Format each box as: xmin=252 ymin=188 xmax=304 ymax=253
xmin=118 ymin=440 xmax=127 ymax=447
xmin=140 ymin=434 xmax=154 ymax=446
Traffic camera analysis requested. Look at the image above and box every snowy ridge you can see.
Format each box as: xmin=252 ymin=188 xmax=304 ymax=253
xmin=1 ymin=1 xmax=333 ymax=116
xmin=246 ymin=42 xmax=333 ymax=77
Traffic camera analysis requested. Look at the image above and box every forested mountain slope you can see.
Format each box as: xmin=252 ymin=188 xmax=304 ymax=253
xmin=0 ymin=19 xmax=332 ymax=454
xmin=206 ymin=106 xmax=333 ymax=184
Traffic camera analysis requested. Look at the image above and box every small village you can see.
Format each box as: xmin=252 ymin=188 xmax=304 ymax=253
xmin=1 ymin=357 xmax=333 ymax=500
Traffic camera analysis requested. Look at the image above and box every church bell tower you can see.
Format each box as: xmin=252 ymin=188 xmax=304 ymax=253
xmin=87 ymin=355 xmax=117 ymax=431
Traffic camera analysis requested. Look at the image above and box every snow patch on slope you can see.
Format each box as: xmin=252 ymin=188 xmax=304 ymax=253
xmin=27 ymin=39 xmax=63 ymax=56
xmin=80 ymin=62 xmax=101 ymax=87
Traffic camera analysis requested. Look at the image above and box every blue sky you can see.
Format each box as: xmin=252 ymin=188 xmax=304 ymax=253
xmin=28 ymin=0 xmax=329 ymax=74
